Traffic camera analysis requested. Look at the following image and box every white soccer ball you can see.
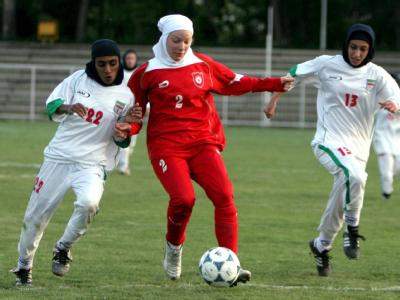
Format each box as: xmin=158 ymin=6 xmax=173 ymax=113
xmin=198 ymin=247 xmax=241 ymax=287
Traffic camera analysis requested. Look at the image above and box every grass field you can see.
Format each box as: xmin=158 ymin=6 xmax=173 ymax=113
xmin=1 ymin=120 xmax=400 ymax=299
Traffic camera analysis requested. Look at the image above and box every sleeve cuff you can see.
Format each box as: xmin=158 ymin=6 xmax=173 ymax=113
xmin=46 ymin=98 xmax=64 ymax=120
xmin=114 ymin=137 xmax=131 ymax=148
xmin=130 ymin=122 xmax=143 ymax=135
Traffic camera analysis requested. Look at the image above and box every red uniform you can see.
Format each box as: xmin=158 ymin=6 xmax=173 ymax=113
xmin=128 ymin=52 xmax=284 ymax=252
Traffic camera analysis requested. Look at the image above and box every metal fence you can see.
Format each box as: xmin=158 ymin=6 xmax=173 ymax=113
xmin=0 ymin=64 xmax=318 ymax=127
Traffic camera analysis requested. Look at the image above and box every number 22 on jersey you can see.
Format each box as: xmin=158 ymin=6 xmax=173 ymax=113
xmin=85 ymin=108 xmax=103 ymax=125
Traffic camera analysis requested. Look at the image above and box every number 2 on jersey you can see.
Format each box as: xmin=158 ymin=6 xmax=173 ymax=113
xmin=344 ymin=93 xmax=358 ymax=107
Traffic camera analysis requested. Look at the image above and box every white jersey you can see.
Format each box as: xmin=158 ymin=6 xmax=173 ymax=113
xmin=292 ymin=55 xmax=400 ymax=162
xmin=44 ymin=70 xmax=134 ymax=170
xmin=373 ymin=109 xmax=400 ymax=155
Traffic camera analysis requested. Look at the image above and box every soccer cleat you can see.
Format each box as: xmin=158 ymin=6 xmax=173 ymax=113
xmin=309 ymin=239 xmax=331 ymax=276
xmin=382 ymin=193 xmax=391 ymax=200
xmin=343 ymin=226 xmax=366 ymax=259
xmin=163 ymin=241 xmax=182 ymax=280
xmin=52 ymin=246 xmax=73 ymax=277
xmin=230 ymin=268 xmax=251 ymax=287
xmin=10 ymin=267 xmax=32 ymax=286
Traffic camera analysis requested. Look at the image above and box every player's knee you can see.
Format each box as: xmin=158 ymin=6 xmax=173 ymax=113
xmin=168 ymin=200 xmax=194 ymax=224
xmin=75 ymin=200 xmax=99 ymax=216
xmin=170 ymin=194 xmax=195 ymax=209
xmin=211 ymin=188 xmax=234 ymax=208
xmin=349 ymin=172 xmax=366 ymax=188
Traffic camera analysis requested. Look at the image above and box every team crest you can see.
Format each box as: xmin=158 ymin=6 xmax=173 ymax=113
xmin=192 ymin=72 xmax=204 ymax=88
xmin=113 ymin=100 xmax=126 ymax=115
xmin=366 ymin=79 xmax=376 ymax=90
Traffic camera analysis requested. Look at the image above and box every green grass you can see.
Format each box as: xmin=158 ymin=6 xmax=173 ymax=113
xmin=1 ymin=120 xmax=400 ymax=299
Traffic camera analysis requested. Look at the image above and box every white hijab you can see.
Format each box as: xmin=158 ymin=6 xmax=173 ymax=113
xmin=152 ymin=14 xmax=198 ymax=67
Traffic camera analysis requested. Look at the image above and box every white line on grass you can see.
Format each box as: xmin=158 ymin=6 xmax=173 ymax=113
xmin=97 ymin=283 xmax=400 ymax=292
xmin=0 ymin=162 xmax=41 ymax=169
xmin=0 ymin=173 xmax=35 ymax=179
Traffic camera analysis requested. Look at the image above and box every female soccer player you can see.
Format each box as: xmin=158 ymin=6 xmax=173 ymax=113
xmin=120 ymin=14 xmax=293 ymax=285
xmin=11 ymin=39 xmax=135 ymax=286
xmin=373 ymin=107 xmax=400 ymax=199
xmin=265 ymin=24 xmax=400 ymax=276
xmin=117 ymin=49 xmax=139 ymax=175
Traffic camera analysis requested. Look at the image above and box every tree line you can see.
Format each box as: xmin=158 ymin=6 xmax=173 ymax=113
xmin=2 ymin=0 xmax=400 ymax=50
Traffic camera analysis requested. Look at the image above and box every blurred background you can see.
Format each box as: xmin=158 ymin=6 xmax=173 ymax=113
xmin=1 ymin=0 xmax=399 ymax=126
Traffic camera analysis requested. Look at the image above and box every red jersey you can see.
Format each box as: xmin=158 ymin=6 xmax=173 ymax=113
xmin=128 ymin=52 xmax=284 ymax=159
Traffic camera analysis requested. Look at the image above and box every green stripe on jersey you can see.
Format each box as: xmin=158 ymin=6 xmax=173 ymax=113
xmin=46 ymin=98 xmax=64 ymax=120
xmin=289 ymin=65 xmax=298 ymax=77
xmin=318 ymin=144 xmax=350 ymax=210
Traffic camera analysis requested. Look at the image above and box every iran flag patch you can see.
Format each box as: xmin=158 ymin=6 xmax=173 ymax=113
xmin=113 ymin=101 xmax=126 ymax=115
xmin=192 ymin=72 xmax=204 ymax=88
xmin=366 ymin=79 xmax=376 ymax=90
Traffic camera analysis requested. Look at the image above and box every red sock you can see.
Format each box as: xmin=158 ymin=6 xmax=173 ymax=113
xmin=214 ymin=204 xmax=238 ymax=253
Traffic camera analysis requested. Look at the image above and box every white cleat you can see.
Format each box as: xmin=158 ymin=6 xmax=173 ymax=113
xmin=163 ymin=241 xmax=182 ymax=280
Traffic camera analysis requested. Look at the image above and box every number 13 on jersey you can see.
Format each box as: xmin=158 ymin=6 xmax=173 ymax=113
xmin=344 ymin=93 xmax=358 ymax=107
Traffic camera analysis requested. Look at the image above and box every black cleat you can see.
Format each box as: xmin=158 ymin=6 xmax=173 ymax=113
xmin=343 ymin=226 xmax=366 ymax=259
xmin=309 ymin=239 xmax=331 ymax=277
xmin=10 ymin=267 xmax=32 ymax=286
xmin=52 ymin=247 xmax=73 ymax=277
xmin=382 ymin=193 xmax=391 ymax=200
xmin=230 ymin=268 xmax=251 ymax=287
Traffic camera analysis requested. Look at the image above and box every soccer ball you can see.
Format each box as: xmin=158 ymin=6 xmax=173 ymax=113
xmin=198 ymin=247 xmax=241 ymax=287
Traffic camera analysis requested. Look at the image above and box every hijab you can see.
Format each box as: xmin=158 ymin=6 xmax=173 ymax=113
xmin=85 ymin=39 xmax=124 ymax=86
xmin=342 ymin=24 xmax=375 ymax=68
xmin=152 ymin=14 xmax=197 ymax=67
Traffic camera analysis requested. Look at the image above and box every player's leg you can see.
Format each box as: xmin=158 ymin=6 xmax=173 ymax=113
xmin=52 ymin=165 xmax=105 ymax=276
xmin=116 ymin=147 xmax=130 ymax=175
xmin=394 ymin=155 xmax=400 ymax=192
xmin=377 ymin=153 xmax=394 ymax=199
xmin=116 ymin=135 xmax=137 ymax=175
xmin=151 ymin=156 xmax=195 ymax=280
xmin=310 ymin=145 xmax=346 ymax=276
xmin=190 ymin=147 xmax=250 ymax=285
xmin=13 ymin=160 xmax=70 ymax=285
xmin=189 ymin=147 xmax=237 ymax=252
xmin=314 ymin=145 xmax=367 ymax=263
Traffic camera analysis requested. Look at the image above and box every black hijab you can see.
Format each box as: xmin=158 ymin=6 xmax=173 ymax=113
xmin=342 ymin=24 xmax=375 ymax=68
xmin=85 ymin=39 xmax=124 ymax=86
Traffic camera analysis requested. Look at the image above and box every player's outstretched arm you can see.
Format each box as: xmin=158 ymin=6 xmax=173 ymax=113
xmin=264 ymin=92 xmax=282 ymax=119
xmin=56 ymin=103 xmax=88 ymax=118
xmin=280 ymin=76 xmax=295 ymax=91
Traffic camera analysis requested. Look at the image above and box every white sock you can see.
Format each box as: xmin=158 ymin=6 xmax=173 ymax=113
xmin=315 ymin=236 xmax=332 ymax=252
xmin=167 ymin=241 xmax=182 ymax=250
xmin=18 ymin=257 xmax=32 ymax=270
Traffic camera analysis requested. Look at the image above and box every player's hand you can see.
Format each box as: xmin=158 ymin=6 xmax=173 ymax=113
xmin=379 ymin=100 xmax=399 ymax=113
xmin=264 ymin=92 xmax=282 ymax=119
xmin=280 ymin=76 xmax=295 ymax=91
xmin=114 ymin=122 xmax=131 ymax=139
xmin=125 ymin=103 xmax=143 ymax=124
xmin=68 ymin=103 xmax=87 ymax=118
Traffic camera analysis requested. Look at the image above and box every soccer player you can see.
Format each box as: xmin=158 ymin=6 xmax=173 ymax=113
xmin=119 ymin=14 xmax=293 ymax=285
xmin=117 ymin=49 xmax=139 ymax=175
xmin=265 ymin=24 xmax=400 ymax=276
xmin=11 ymin=39 xmax=136 ymax=286
xmin=373 ymin=106 xmax=400 ymax=199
